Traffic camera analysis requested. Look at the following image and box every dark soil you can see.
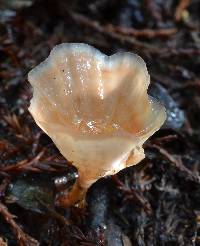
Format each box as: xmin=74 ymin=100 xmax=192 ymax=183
xmin=0 ymin=0 xmax=200 ymax=245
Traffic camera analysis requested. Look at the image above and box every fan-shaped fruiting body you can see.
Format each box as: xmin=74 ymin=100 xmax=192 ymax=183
xmin=28 ymin=43 xmax=166 ymax=206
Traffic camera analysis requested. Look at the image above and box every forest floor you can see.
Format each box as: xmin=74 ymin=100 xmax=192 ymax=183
xmin=0 ymin=0 xmax=200 ymax=245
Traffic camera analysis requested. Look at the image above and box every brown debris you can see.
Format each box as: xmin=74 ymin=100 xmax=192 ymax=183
xmin=0 ymin=151 xmax=45 ymax=173
xmin=3 ymin=114 xmax=34 ymax=144
xmin=113 ymin=174 xmax=152 ymax=215
xmin=69 ymin=11 xmax=200 ymax=58
xmin=0 ymin=0 xmax=200 ymax=244
xmin=144 ymin=0 xmax=163 ymax=24
xmin=0 ymin=176 xmax=10 ymax=200
xmin=109 ymin=25 xmax=177 ymax=38
xmin=68 ymin=11 xmax=162 ymax=55
xmin=0 ymin=202 xmax=39 ymax=246
xmin=150 ymin=144 xmax=200 ymax=184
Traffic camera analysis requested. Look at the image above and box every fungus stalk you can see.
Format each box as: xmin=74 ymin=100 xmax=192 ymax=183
xmin=28 ymin=43 xmax=166 ymax=207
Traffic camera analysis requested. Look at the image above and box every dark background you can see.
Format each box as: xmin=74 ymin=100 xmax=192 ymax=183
xmin=0 ymin=0 xmax=200 ymax=245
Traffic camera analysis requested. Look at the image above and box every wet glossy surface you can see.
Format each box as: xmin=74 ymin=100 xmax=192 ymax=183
xmin=28 ymin=43 xmax=166 ymax=189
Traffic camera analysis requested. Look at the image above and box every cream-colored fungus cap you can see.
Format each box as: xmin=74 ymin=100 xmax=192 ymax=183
xmin=28 ymin=43 xmax=166 ymax=206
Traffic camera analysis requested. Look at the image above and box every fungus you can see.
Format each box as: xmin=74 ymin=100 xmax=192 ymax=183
xmin=28 ymin=43 xmax=166 ymax=207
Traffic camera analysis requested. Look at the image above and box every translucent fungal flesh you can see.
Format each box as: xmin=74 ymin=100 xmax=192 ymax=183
xmin=28 ymin=43 xmax=166 ymax=206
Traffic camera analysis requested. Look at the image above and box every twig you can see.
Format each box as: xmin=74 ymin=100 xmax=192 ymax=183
xmin=108 ymin=25 xmax=177 ymax=39
xmin=150 ymin=144 xmax=200 ymax=184
xmin=175 ymin=0 xmax=191 ymax=21
xmin=150 ymin=134 xmax=178 ymax=145
xmin=69 ymin=11 xmax=200 ymax=58
xmin=3 ymin=114 xmax=35 ymax=144
xmin=170 ymin=80 xmax=200 ymax=92
xmin=0 ymin=151 xmax=45 ymax=173
xmin=112 ymin=175 xmax=152 ymax=215
xmin=68 ymin=11 xmax=163 ymax=54
xmin=144 ymin=0 xmax=163 ymax=24
xmin=0 ymin=202 xmax=39 ymax=246
xmin=36 ymin=197 xmax=70 ymax=226
xmin=0 ymin=176 xmax=11 ymax=200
